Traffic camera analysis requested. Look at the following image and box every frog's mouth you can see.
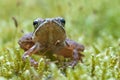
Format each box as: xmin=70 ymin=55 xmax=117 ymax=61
xmin=33 ymin=20 xmax=66 ymax=46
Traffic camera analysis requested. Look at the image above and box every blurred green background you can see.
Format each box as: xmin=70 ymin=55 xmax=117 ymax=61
xmin=0 ymin=0 xmax=120 ymax=48
xmin=0 ymin=0 xmax=120 ymax=80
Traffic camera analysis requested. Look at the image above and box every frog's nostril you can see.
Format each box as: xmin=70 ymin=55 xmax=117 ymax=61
xmin=33 ymin=21 xmax=38 ymax=26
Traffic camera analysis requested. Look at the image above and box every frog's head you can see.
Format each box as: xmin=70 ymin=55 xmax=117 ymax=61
xmin=33 ymin=17 xmax=65 ymax=30
xmin=32 ymin=17 xmax=66 ymax=46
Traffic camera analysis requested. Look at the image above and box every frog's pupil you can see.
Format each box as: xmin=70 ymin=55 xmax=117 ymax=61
xmin=33 ymin=21 xmax=38 ymax=26
xmin=33 ymin=21 xmax=39 ymax=29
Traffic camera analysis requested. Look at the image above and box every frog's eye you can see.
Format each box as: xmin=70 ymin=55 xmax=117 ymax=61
xmin=33 ymin=20 xmax=38 ymax=26
xmin=33 ymin=20 xmax=39 ymax=29
xmin=59 ymin=18 xmax=65 ymax=26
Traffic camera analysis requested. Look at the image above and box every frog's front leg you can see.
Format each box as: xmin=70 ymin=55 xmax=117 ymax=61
xmin=22 ymin=42 xmax=42 ymax=60
xmin=22 ymin=43 xmax=45 ymax=67
xmin=18 ymin=33 xmax=42 ymax=66
xmin=69 ymin=49 xmax=83 ymax=67
xmin=18 ymin=33 xmax=34 ymax=51
xmin=65 ymin=40 xmax=84 ymax=68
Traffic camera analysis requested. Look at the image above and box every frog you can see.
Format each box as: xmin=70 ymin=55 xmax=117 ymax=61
xmin=18 ymin=17 xmax=84 ymax=67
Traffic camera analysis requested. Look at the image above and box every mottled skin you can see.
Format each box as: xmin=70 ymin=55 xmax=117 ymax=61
xmin=18 ymin=17 xmax=84 ymax=67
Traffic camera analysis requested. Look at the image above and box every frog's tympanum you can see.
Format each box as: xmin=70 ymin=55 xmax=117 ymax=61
xmin=18 ymin=17 xmax=84 ymax=67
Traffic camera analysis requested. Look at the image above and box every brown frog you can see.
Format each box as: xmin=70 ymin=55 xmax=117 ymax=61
xmin=18 ymin=17 xmax=84 ymax=67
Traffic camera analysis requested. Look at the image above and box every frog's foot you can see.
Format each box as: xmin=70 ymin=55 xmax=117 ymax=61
xmin=67 ymin=49 xmax=84 ymax=68
xmin=69 ymin=60 xmax=78 ymax=68
xmin=22 ymin=43 xmax=40 ymax=61
xmin=22 ymin=56 xmax=38 ymax=67
xmin=30 ymin=58 xmax=38 ymax=67
xmin=63 ymin=60 xmax=78 ymax=68
xmin=59 ymin=60 xmax=77 ymax=69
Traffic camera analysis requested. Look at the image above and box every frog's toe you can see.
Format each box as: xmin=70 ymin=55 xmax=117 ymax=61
xmin=22 ymin=55 xmax=29 ymax=61
xmin=64 ymin=60 xmax=77 ymax=68
xmin=69 ymin=61 xmax=77 ymax=68
xmin=30 ymin=58 xmax=38 ymax=67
